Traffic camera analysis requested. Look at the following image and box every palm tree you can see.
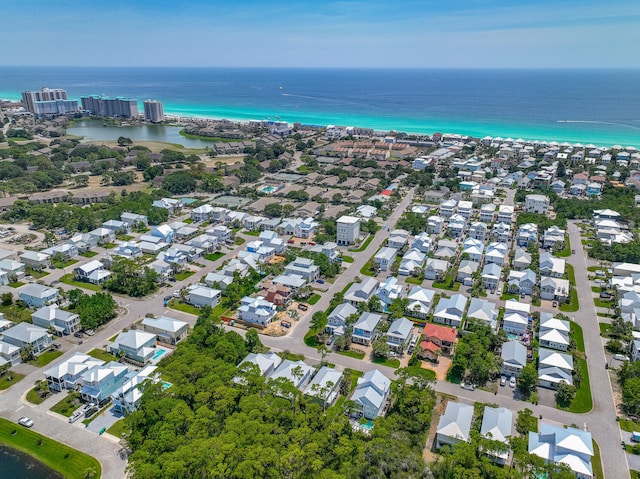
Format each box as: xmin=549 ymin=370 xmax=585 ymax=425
xmin=83 ymin=467 xmax=97 ymax=479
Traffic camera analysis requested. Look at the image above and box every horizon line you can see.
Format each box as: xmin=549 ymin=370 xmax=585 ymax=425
xmin=2 ymin=65 xmax=640 ymax=70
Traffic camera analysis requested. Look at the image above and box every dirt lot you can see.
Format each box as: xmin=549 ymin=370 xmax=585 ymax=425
xmin=421 ymin=356 xmax=452 ymax=381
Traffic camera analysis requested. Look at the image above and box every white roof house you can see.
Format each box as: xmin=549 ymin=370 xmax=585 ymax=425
xmin=270 ymin=359 xmax=315 ymax=390
xmin=481 ymin=407 xmax=513 ymax=464
xmin=375 ymin=276 xmax=403 ymax=308
xmin=351 ymin=369 xmax=391 ymax=419
xmin=501 ymin=340 xmax=527 ymax=377
xmin=44 ymin=352 xmax=104 ymax=392
xmin=237 ymin=352 xmax=282 ymax=378
xmin=238 ymin=296 xmax=277 ymax=327
xmin=539 ymin=313 xmax=570 ymax=351
xmin=433 ymin=294 xmax=468 ymax=328
xmin=344 ymin=277 xmax=378 ymax=306
xmin=304 ymin=366 xmax=343 ymax=405
xmin=326 ymin=303 xmax=358 ymax=336
xmin=386 ymin=317 xmax=413 ymax=351
xmin=528 ymin=423 xmax=593 ymax=478
xmin=141 ymin=316 xmax=189 ymax=345
xmin=466 ymin=298 xmax=498 ymax=330
xmin=110 ymin=330 xmax=157 ymax=364
xmin=538 ymin=348 xmax=574 ymax=389
xmin=436 ymin=402 xmax=474 ymax=449
xmin=406 ymin=286 xmax=435 ymax=319
xmin=1 ymin=322 xmax=52 ymax=354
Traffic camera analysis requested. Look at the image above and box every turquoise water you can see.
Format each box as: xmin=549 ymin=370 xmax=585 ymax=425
xmin=261 ymin=186 xmax=276 ymax=194
xmin=162 ymin=381 xmax=172 ymax=389
xmin=152 ymin=348 xmax=166 ymax=360
xmin=3 ymin=67 xmax=640 ymax=146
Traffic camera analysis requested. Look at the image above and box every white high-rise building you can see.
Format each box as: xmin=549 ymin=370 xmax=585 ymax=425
xmin=336 ymin=215 xmax=360 ymax=246
xmin=143 ymin=100 xmax=164 ymax=123
xmin=21 ymin=88 xmax=68 ymax=113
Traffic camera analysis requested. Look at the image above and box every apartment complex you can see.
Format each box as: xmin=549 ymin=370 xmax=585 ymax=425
xmin=21 ymin=87 xmax=78 ymax=116
xmin=143 ymin=100 xmax=164 ymax=122
xmin=81 ymin=95 xmax=139 ymax=118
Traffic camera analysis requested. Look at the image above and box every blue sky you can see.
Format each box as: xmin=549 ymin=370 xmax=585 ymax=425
xmin=4 ymin=0 xmax=640 ymax=67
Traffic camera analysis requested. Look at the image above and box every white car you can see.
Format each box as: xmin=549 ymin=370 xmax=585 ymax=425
xmin=500 ymin=375 xmax=507 ymax=386
xmin=18 ymin=417 xmax=34 ymax=428
xmin=68 ymin=411 xmax=83 ymax=423
xmin=460 ymin=382 xmax=476 ymax=391
xmin=509 ymin=376 xmax=517 ymax=388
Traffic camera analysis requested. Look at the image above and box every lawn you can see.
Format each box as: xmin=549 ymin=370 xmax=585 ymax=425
xmin=559 ymin=288 xmax=579 ymax=312
xmin=340 ymin=255 xmax=354 ymax=263
xmin=0 ymin=417 xmax=101 ymax=479
xmin=168 ymin=298 xmax=200 ymax=316
xmin=87 ymin=348 xmax=118 ymax=363
xmin=205 ymin=252 xmax=225 ymax=261
xmin=556 ymin=237 xmax=571 ymax=257
xmin=0 ymin=304 xmax=33 ymax=323
xmin=233 ymin=237 xmax=245 ymax=246
xmin=592 ymin=440 xmax=604 ymax=479
xmin=106 ymin=419 xmax=129 ymax=438
xmin=79 ymin=251 xmax=98 ymax=258
xmin=565 ymin=263 xmax=576 ymax=286
xmin=26 ymin=268 xmax=49 ymax=279
xmin=432 ymin=276 xmax=461 ymax=291
xmin=8 ymin=281 xmax=25 ymax=288
xmin=570 ymin=321 xmax=585 ymax=352
xmin=500 ymin=292 xmax=520 ymax=301
xmin=26 ymin=387 xmax=48 ymax=405
xmin=50 ymin=392 xmax=81 ymax=417
xmin=359 ymin=258 xmax=377 ymax=277
xmin=60 ymin=274 xmax=102 ymax=291
xmin=244 ymin=230 xmax=260 ymax=236
xmin=174 ymin=271 xmax=194 ymax=281
xmin=52 ymin=258 xmax=78 ymax=269
xmin=348 ymin=234 xmax=374 ymax=252
xmin=338 ymin=350 xmax=366 ymax=360
xmin=405 ymin=276 xmax=423 ymax=285
xmin=594 ymin=297 xmax=614 ymax=308
xmin=30 ymin=350 xmax=63 ymax=367
xmin=591 ymin=286 xmax=602 ymax=293
xmin=304 ymin=330 xmax=321 ymax=347
xmin=599 ymin=322 xmax=612 ymax=337
xmin=372 ymin=357 xmax=401 ymax=368
xmin=632 ymin=470 xmax=640 ymax=479
xmin=308 ymin=294 xmax=321 ymax=305
xmin=116 ymin=235 xmax=135 ymax=241
xmin=0 ymin=373 xmax=24 ymax=390
xmin=587 ymin=266 xmax=603 ymax=272
xmin=183 ymin=218 xmax=193 ymax=224
xmin=619 ymin=418 xmax=640 ymax=433
xmin=560 ymin=358 xmax=592 ymax=413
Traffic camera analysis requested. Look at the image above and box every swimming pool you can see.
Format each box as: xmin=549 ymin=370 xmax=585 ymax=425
xmin=161 ymin=381 xmax=172 ymax=390
xmin=152 ymin=349 xmax=166 ymax=360
xmin=261 ymin=186 xmax=276 ymax=194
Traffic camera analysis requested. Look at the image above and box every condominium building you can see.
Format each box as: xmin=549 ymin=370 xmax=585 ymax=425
xmin=336 ymin=215 xmax=360 ymax=246
xmin=81 ymin=95 xmax=139 ymax=118
xmin=21 ymin=87 xmax=67 ymax=113
xmin=143 ymin=100 xmax=164 ymax=122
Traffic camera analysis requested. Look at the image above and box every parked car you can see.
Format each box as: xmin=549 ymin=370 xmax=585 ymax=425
xmin=552 ymin=301 xmax=558 ymax=307
xmin=500 ymin=375 xmax=507 ymax=386
xmin=298 ymin=303 xmax=308 ymax=311
xmin=599 ymin=292 xmax=612 ymax=299
xmin=614 ymin=354 xmax=630 ymax=362
xmin=326 ymin=336 xmax=334 ymax=346
xmin=460 ymin=382 xmax=476 ymax=391
xmin=631 ymin=432 xmax=640 ymax=443
xmin=85 ymin=329 xmax=95 ymax=336
xmin=74 ymin=331 xmax=83 ymax=338
xmin=509 ymin=376 xmax=517 ymax=388
xmin=68 ymin=411 xmax=83 ymax=423
xmin=18 ymin=417 xmax=34 ymax=428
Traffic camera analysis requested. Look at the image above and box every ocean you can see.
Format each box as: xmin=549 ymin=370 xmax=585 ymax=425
xmin=1 ymin=66 xmax=639 ymax=146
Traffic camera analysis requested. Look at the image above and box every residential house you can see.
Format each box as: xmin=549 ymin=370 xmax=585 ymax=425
xmin=0 ymin=340 xmax=21 ymax=366
xmin=516 ymin=223 xmax=538 ymax=247
xmin=88 ymin=227 xmax=116 ymax=245
xmin=462 ymin=238 xmax=484 ymax=262
xmin=120 ymin=212 xmax=148 ymax=228
xmin=112 ymin=241 xmax=142 ymax=259
xmin=457 ymin=200 xmax=473 ymax=219
xmin=238 ymin=296 xmax=277 ymax=327
xmin=507 ymin=269 xmax=536 ymax=296
xmin=492 ymin=222 xmax=511 ymax=243
xmin=481 ymin=263 xmax=502 ymax=291
xmin=19 ymin=251 xmax=50 ymax=271
xmin=278 ymin=217 xmax=318 ymax=238
xmin=31 ymin=305 xmax=80 ymax=336
xmin=110 ymin=330 xmax=157 ymax=364
xmin=148 ymin=259 xmax=172 ymax=280
xmin=304 ymin=366 xmax=343 ymax=406
xmin=284 ymin=257 xmax=320 ymax=282
xmin=41 ymin=243 xmax=78 ymax=260
xmin=550 ymin=180 xmax=566 ymax=194
xmin=457 ymin=259 xmax=479 ymax=286
xmin=386 ymin=317 xmax=413 ymax=352
xmin=524 ymin=194 xmax=550 ymax=214
xmin=259 ymin=230 xmax=287 ymax=254
xmin=111 ymin=364 xmax=158 ymax=415
xmin=18 ymin=284 xmax=59 ymax=309
xmin=351 ymin=369 xmax=391 ymax=419
xmin=435 ymin=402 xmax=474 ymax=449
xmin=447 ymin=214 xmax=467 ymax=238
xmin=424 ymin=257 xmax=449 ymax=281
xmin=433 ymin=294 xmax=468 ymax=328
xmin=467 ymin=298 xmax=498 ymax=330
xmin=411 ymin=232 xmax=433 ymax=253
xmin=420 ymin=323 xmax=458 ymax=360
xmin=528 ymin=423 xmax=593 ymax=479
xmin=373 ymin=247 xmax=397 ymax=272
xmin=309 ymin=242 xmax=338 ymax=262
xmin=388 ymin=229 xmax=410 ymax=249
xmin=352 ymin=312 xmax=383 ymax=346
xmin=398 ymin=248 xmax=426 ymax=276
xmin=208 ymin=225 xmax=232 ymax=243
xmin=485 ymin=242 xmax=507 ymax=266
xmin=326 ymin=303 xmax=358 ymax=336
xmin=151 ymin=224 xmax=175 ymax=244
xmin=538 ymin=314 xmax=570 ymax=351
xmin=501 ymin=340 xmax=527 ymax=377
xmin=271 ymin=274 xmax=306 ymax=295
xmin=543 ymin=226 xmax=566 ymax=250
xmin=497 ymin=205 xmax=514 ymax=224
xmin=406 ymin=286 xmax=435 ymax=319
xmin=44 ymin=352 xmax=104 ymax=392
xmin=539 ymin=253 xmax=565 ymax=278
xmin=481 ymin=407 xmax=513 ymax=465
xmin=479 ymin=204 xmax=496 ymax=223
xmin=502 ymin=299 xmax=530 ymax=335
xmin=80 ymin=361 xmax=129 ymax=405
xmin=512 ymin=248 xmax=532 ymax=271
xmin=0 ymin=260 xmax=25 ymax=279
xmin=102 ymin=219 xmax=130 ymax=235
xmin=344 ymin=277 xmax=378 ymax=307
xmin=538 ymin=348 xmax=574 ymax=389
xmin=427 ymin=216 xmax=445 ymax=234
xmin=540 ymin=277 xmax=570 ymax=302
xmin=237 ymin=352 xmax=282 ymax=377
xmin=440 ymin=199 xmax=457 ymax=218
xmin=142 ymin=316 xmax=189 ymax=345
xmin=152 ymin=197 xmax=181 ymax=215
xmin=187 ymin=284 xmax=221 ymax=308
xmin=191 ymin=204 xmax=215 ymax=222
xmin=74 ymin=260 xmax=111 ymax=284
xmin=1 ymin=322 xmax=52 ymax=355
xmin=468 ymin=222 xmax=488 ymax=242
xmin=336 ymin=215 xmax=360 ymax=246
xmin=375 ymin=276 xmax=403 ymax=310
xmin=270 ymin=359 xmax=315 ymax=390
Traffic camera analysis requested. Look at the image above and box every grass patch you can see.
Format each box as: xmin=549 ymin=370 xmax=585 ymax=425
xmin=599 ymin=322 xmax=612 ymax=337
xmin=182 ymin=218 xmax=193 ymax=224
xmin=87 ymin=348 xmax=118 ymax=363
xmin=560 ymin=358 xmax=592 ymax=413
xmin=178 ymin=129 xmax=240 ymax=142
xmin=233 ymin=237 xmax=245 ymax=246
xmin=619 ymin=418 xmax=640 ymax=433
xmin=570 ymin=321 xmax=585 ymax=352
xmin=244 ymin=230 xmax=260 ymax=237
xmin=174 ymin=271 xmax=194 ymax=281
xmin=205 ymin=252 xmax=225 ymax=262
xmin=308 ymin=294 xmax=321 ymax=305
xmin=565 ymin=263 xmax=576 ymax=286
xmin=26 ymin=268 xmax=49 ymax=279
xmin=0 ymin=304 xmax=32 ymax=323
xmin=168 ymin=298 xmax=200 ymax=316
xmin=52 ymin=258 xmax=78 ymax=269
xmin=559 ymin=288 xmax=579 ymax=312
xmin=103 ymin=242 xmax=117 ymax=249
xmin=556 ymin=237 xmax=571 ymax=257
xmin=8 ymin=281 xmax=25 ymax=288
xmin=359 ymin=257 xmax=377 ymax=277
xmin=432 ymin=275 xmax=461 ymax=291
xmin=592 ymin=440 xmax=604 ymax=479
xmin=500 ymin=292 xmax=520 ymax=301
xmin=338 ymin=350 xmax=366 ymax=360
xmin=0 ymin=417 xmax=101 ymax=479
xmin=594 ymin=297 xmax=614 ymax=308
xmin=587 ymin=266 xmax=603 ymax=272
xmin=405 ymin=276 xmax=423 ymax=285
xmin=348 ymin=234 xmax=374 ymax=253
xmin=29 ymin=350 xmax=63 ymax=367
xmin=372 ymin=357 xmax=401 ymax=368
xmin=26 ymin=387 xmax=48 ymax=405
xmin=0 ymin=373 xmax=24 ymax=390
xmin=50 ymin=392 xmax=81 ymax=417
xmin=60 ymin=274 xmax=101 ymax=291
xmin=106 ymin=419 xmax=129 ymax=438
xmin=340 ymin=255 xmax=354 ymax=263
xmin=79 ymin=251 xmax=98 ymax=258
xmin=532 ymin=297 xmax=541 ymax=307
xmin=117 ymin=234 xmax=135 ymax=241
xmin=632 ymin=471 xmax=640 ymax=479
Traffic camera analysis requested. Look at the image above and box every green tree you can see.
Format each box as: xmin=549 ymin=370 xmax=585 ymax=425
xmin=117 ymin=136 xmax=133 ymax=147
xmin=162 ymin=171 xmax=196 ymax=194
xmin=517 ymin=363 xmax=538 ymax=399
xmin=1 ymin=292 xmax=12 ymax=306
xmin=622 ymin=377 xmax=640 ymax=417
xmin=556 ymin=382 xmax=577 ymax=407
xmin=372 ymin=338 xmax=390 ymax=359
xmin=245 ymin=328 xmax=263 ymax=353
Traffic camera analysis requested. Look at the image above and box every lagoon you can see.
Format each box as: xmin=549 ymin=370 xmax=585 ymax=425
xmin=67 ymin=120 xmax=215 ymax=148
xmin=0 ymin=444 xmax=64 ymax=479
